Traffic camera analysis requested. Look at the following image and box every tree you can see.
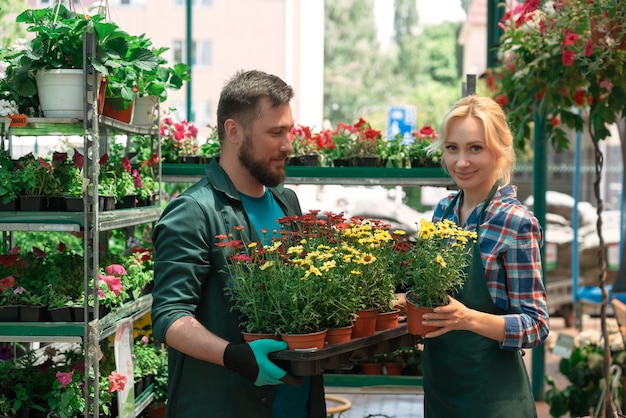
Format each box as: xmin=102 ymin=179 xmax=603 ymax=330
xmin=324 ymin=0 xmax=391 ymax=126
xmin=324 ymin=0 xmax=464 ymax=129
xmin=0 ymin=0 xmax=27 ymax=49
xmin=393 ymin=0 xmax=420 ymax=82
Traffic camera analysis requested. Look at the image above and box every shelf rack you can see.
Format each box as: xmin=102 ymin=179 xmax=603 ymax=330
xmin=162 ymin=164 xmax=454 ymax=186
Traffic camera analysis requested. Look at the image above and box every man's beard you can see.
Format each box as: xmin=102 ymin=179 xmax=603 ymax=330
xmin=238 ymin=133 xmax=287 ymax=187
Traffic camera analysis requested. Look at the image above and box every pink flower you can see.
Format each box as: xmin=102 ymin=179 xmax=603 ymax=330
xmin=108 ymin=372 xmax=128 ymax=392
xmin=105 ymin=264 xmax=127 ymax=276
xmin=98 ymin=274 xmax=123 ymax=297
xmin=56 ymin=371 xmax=74 ymax=388
xmin=141 ymin=336 xmax=149 ymax=344
xmin=132 ymin=169 xmax=142 ymax=188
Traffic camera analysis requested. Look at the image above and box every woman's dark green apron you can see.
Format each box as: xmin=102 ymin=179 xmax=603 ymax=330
xmin=422 ymin=183 xmax=536 ymax=417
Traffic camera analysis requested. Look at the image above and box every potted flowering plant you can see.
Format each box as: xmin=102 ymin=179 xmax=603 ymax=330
xmin=0 ymin=274 xmax=20 ymax=321
xmin=287 ymin=124 xmax=324 ymax=166
xmin=218 ymin=210 xmax=406 ymax=340
xmin=322 ymin=118 xmax=384 ymax=166
xmin=380 ymin=133 xmax=410 ymax=168
xmin=13 ymin=153 xmax=62 ymax=210
xmin=160 ymin=117 xmax=202 ymax=163
xmin=400 ymin=218 xmax=476 ymax=336
xmin=488 ymin=0 xmax=626 ymax=149
xmin=406 ymin=125 xmax=441 ymax=168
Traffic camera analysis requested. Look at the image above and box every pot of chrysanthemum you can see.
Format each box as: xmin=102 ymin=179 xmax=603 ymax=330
xmin=405 ymin=291 xmax=444 ymax=337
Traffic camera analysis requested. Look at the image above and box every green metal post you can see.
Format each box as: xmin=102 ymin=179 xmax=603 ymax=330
xmin=486 ymin=0 xmax=505 ymax=69
xmin=532 ymin=110 xmax=547 ymax=401
xmin=186 ymin=0 xmax=193 ymax=121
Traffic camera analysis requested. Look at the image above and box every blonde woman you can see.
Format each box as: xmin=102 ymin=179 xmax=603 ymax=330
xmin=421 ymin=95 xmax=549 ymax=417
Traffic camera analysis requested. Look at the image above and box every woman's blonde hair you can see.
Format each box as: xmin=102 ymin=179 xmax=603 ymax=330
xmin=427 ymin=95 xmax=516 ymax=186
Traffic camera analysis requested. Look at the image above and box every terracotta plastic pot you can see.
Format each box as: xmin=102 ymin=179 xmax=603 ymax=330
xmin=325 ymin=325 xmax=354 ymax=345
xmin=352 ymin=308 xmax=378 ymax=338
xmin=406 ymin=299 xmax=439 ymax=336
xmin=375 ymin=309 xmax=400 ymax=331
xmin=280 ymin=329 xmax=327 ymax=350
xmin=360 ymin=362 xmax=382 ymax=375
xmin=383 ymin=362 xmax=403 ymax=376
xmin=241 ymin=332 xmax=281 ymax=343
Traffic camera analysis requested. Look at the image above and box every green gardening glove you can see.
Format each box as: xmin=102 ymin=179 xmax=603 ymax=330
xmin=223 ymin=339 xmax=303 ymax=386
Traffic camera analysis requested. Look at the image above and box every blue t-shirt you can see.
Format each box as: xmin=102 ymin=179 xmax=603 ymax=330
xmin=240 ymin=189 xmax=311 ymax=418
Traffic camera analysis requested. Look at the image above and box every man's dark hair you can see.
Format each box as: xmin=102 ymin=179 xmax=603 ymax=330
xmin=216 ymin=70 xmax=294 ymax=142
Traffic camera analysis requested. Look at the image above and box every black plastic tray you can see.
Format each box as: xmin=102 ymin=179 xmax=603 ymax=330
xmin=269 ymin=324 xmax=420 ymax=376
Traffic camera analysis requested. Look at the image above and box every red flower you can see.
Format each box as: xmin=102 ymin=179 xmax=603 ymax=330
xmin=561 ymin=29 xmax=579 ymax=48
xmin=132 ymin=169 xmax=142 ymax=188
xmin=99 ymin=154 xmax=110 ymax=166
xmin=73 ymin=149 xmax=85 ymax=170
xmin=573 ymin=89 xmax=587 ymax=106
xmin=0 ymin=276 xmax=15 ymax=292
xmin=584 ymin=40 xmax=593 ymax=56
xmin=121 ymin=157 xmax=132 ymax=174
xmin=562 ymin=50 xmax=575 ymax=66
xmin=0 ymin=254 xmax=19 ymax=268
xmin=495 ymin=94 xmax=509 ymax=106
xmin=419 ymin=126 xmax=435 ymax=137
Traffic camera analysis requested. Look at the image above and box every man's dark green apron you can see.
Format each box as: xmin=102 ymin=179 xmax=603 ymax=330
xmin=422 ymin=183 xmax=536 ymax=417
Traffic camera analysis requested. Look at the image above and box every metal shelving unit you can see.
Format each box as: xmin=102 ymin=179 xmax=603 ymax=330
xmin=0 ymin=32 xmax=161 ymax=417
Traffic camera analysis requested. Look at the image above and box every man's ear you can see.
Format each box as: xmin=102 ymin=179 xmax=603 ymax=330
xmin=224 ymin=119 xmax=240 ymax=144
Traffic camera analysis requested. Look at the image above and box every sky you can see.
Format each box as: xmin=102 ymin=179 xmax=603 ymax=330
xmin=374 ymin=0 xmax=467 ymax=48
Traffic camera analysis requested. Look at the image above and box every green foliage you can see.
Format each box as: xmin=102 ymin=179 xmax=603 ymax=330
xmin=401 ymin=219 xmax=476 ymax=308
xmin=490 ymin=0 xmax=626 ymax=150
xmin=0 ymin=149 xmax=18 ymax=204
xmin=199 ymin=125 xmax=221 ymax=158
xmin=0 ymin=0 xmax=27 ymax=50
xmin=14 ymin=153 xmax=61 ymax=196
xmin=324 ymin=0 xmax=463 ymax=130
xmin=545 ymin=329 xmax=626 ymax=417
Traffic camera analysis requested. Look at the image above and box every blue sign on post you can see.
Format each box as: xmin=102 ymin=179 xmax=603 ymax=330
xmin=387 ymin=105 xmax=416 ymax=144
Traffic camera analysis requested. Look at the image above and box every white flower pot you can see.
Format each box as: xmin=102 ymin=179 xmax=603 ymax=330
xmin=132 ymin=95 xmax=158 ymax=127
xmin=35 ymin=69 xmax=85 ymax=118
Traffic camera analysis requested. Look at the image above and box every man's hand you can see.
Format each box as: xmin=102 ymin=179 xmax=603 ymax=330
xmin=223 ymin=339 xmax=303 ymax=386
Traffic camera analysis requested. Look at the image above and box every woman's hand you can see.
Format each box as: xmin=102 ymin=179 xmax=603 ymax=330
xmin=420 ymin=296 xmax=506 ymax=342
xmin=420 ymin=297 xmax=472 ymax=337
